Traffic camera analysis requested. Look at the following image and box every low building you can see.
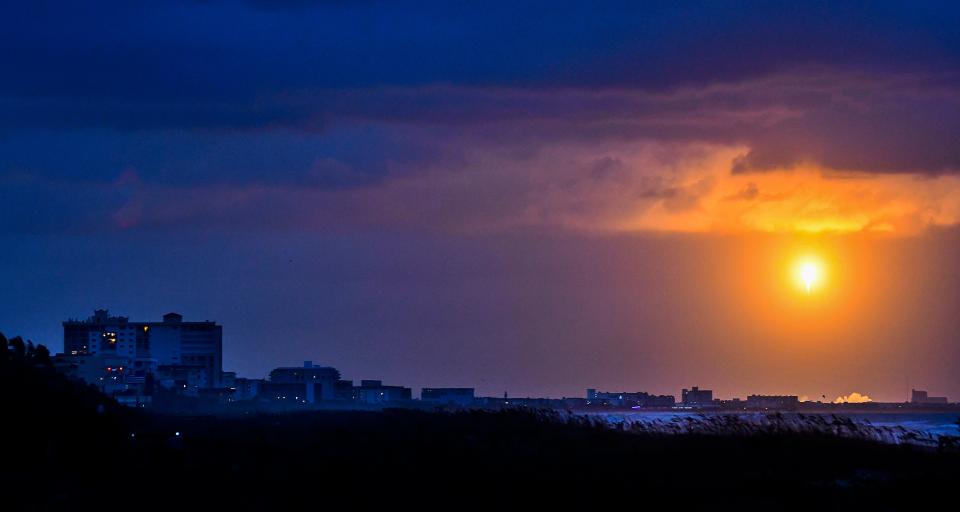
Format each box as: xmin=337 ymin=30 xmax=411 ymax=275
xmin=911 ymin=389 xmax=948 ymax=404
xmin=681 ymin=386 xmax=713 ymax=407
xmin=52 ymin=353 xmax=134 ymax=395
xmin=155 ymin=364 xmax=208 ymax=395
xmin=421 ymin=387 xmax=476 ymax=406
xmin=746 ymin=395 xmax=800 ymax=410
xmin=585 ymin=389 xmax=675 ymax=408
xmin=263 ymin=362 xmax=341 ymax=403
xmin=335 ymin=379 xmax=357 ymax=401
xmin=718 ymin=398 xmax=745 ymax=410
xmin=355 ymin=380 xmax=412 ymax=404
xmin=560 ymin=397 xmax=589 ymax=408
xmin=233 ymin=377 xmax=264 ymax=401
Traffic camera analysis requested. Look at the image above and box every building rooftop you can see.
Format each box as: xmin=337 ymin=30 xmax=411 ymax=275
xmin=64 ymin=310 xmax=218 ymax=326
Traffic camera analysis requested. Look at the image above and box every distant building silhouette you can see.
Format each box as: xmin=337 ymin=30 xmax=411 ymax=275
xmin=233 ymin=377 xmax=264 ymax=401
xmin=911 ymin=389 xmax=948 ymax=404
xmin=421 ymin=387 xmax=475 ymax=405
xmin=586 ymin=389 xmax=676 ymax=408
xmin=264 ymin=361 xmax=341 ymax=403
xmin=52 ymin=353 xmax=141 ymax=398
xmin=254 ymin=364 xmax=413 ymax=405
xmin=59 ymin=310 xmax=224 ymax=398
xmin=746 ymin=395 xmax=799 ymax=410
xmin=681 ymin=386 xmax=713 ymax=406
xmin=355 ymin=380 xmax=412 ymax=403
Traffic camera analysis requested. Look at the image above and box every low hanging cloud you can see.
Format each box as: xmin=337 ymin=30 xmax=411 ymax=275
xmin=7 ymin=135 xmax=960 ymax=236
xmin=833 ymin=392 xmax=873 ymax=404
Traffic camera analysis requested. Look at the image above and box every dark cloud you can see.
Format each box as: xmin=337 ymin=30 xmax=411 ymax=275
xmin=5 ymin=1 xmax=959 ymax=99
xmin=732 ymin=86 xmax=960 ymax=174
xmin=3 ymin=0 xmax=960 ymax=237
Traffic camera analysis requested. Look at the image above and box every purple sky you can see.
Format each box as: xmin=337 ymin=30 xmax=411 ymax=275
xmin=2 ymin=1 xmax=960 ymax=400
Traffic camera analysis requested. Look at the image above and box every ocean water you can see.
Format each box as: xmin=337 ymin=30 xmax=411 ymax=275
xmin=843 ymin=412 xmax=960 ymax=437
xmin=585 ymin=411 xmax=960 ymax=441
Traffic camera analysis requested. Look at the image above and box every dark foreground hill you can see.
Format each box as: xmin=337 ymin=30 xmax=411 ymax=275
xmin=2 ymin=337 xmax=959 ymax=510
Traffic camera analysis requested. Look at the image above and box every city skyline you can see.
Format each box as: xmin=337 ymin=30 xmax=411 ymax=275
xmin=37 ymin=307 xmax=953 ymax=404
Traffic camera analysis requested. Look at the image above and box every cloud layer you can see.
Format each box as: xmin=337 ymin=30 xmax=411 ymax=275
xmin=3 ymin=1 xmax=960 ymax=235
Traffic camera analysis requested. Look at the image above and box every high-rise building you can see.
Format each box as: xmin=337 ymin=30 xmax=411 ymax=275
xmin=62 ymin=310 xmax=223 ymax=390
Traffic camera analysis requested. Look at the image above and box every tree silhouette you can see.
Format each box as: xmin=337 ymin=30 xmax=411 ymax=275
xmin=32 ymin=344 xmax=52 ymax=368
xmin=8 ymin=336 xmax=25 ymax=360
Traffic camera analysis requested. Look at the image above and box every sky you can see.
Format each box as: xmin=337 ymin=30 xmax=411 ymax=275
xmin=2 ymin=1 xmax=960 ymax=401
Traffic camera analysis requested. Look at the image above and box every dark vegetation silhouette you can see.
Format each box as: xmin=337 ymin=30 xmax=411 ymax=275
xmin=2 ymin=332 xmax=960 ymax=510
